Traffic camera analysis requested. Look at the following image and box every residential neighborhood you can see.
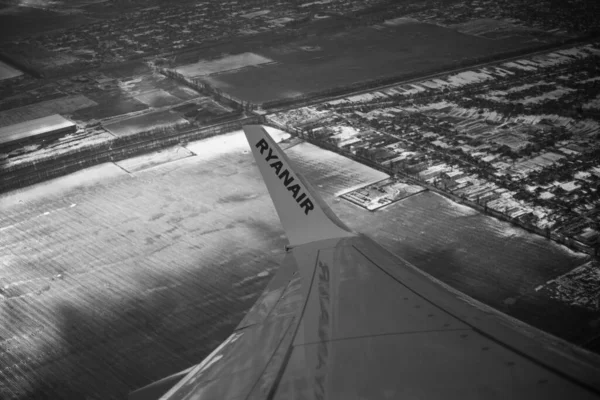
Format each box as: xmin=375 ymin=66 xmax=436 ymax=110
xmin=269 ymin=42 xmax=600 ymax=254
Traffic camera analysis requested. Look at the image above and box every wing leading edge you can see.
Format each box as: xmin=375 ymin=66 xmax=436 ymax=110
xmin=132 ymin=125 xmax=600 ymax=400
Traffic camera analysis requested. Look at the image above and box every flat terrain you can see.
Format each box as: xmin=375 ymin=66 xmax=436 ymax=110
xmin=103 ymin=110 xmax=189 ymax=137
xmin=0 ymin=95 xmax=97 ymax=128
xmin=195 ymin=22 xmax=543 ymax=104
xmin=0 ymin=128 xmax=595 ymax=399
xmin=68 ymin=70 xmax=208 ymax=123
xmin=0 ymin=65 xmax=225 ymax=132
xmin=0 ymin=60 xmax=21 ymax=80
xmin=0 ymin=4 xmax=96 ymax=43
xmin=175 ymin=53 xmax=274 ymax=78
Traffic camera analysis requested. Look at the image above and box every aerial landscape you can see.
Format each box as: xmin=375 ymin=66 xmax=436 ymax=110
xmin=1 ymin=0 xmax=600 ymax=399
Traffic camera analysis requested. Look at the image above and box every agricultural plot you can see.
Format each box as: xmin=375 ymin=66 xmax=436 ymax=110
xmin=449 ymin=18 xmax=553 ymax=41
xmin=102 ymin=110 xmax=189 ymax=137
xmin=201 ymin=22 xmax=535 ymax=104
xmin=0 ymin=128 xmax=594 ymax=399
xmin=70 ymin=94 xmax=148 ymax=121
xmin=383 ymin=17 xmax=420 ymax=26
xmin=0 ymin=4 xmax=95 ymax=42
xmin=0 ymin=114 xmax=75 ymax=148
xmin=116 ymin=72 xmax=200 ymax=101
xmin=173 ymin=98 xmax=233 ymax=122
xmin=134 ymin=89 xmax=183 ymax=108
xmin=70 ymin=72 xmax=205 ymax=122
xmin=175 ymin=53 xmax=274 ymax=78
xmin=0 ymin=60 xmax=22 ymax=80
xmin=2 ymin=45 xmax=90 ymax=77
xmin=0 ymin=95 xmax=97 ymax=128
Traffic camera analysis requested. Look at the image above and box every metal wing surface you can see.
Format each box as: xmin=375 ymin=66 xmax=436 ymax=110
xmin=131 ymin=126 xmax=600 ymax=400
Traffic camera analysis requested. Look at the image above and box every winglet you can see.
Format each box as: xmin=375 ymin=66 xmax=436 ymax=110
xmin=243 ymin=125 xmax=355 ymax=246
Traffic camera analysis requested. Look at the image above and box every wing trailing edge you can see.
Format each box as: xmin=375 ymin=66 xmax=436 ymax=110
xmin=243 ymin=125 xmax=355 ymax=247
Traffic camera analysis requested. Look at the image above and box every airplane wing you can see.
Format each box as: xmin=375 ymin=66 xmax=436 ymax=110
xmin=131 ymin=125 xmax=600 ymax=400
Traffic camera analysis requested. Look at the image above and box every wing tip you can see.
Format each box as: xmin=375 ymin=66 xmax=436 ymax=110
xmin=243 ymin=125 xmax=354 ymax=246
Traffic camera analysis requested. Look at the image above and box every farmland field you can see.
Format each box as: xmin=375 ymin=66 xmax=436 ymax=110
xmin=116 ymin=72 xmax=201 ymax=101
xmin=70 ymin=72 xmax=208 ymax=122
xmin=0 ymin=129 xmax=595 ymax=399
xmin=0 ymin=65 xmax=210 ymax=129
xmin=449 ymin=18 xmax=548 ymax=38
xmin=70 ymin=94 xmax=148 ymax=122
xmin=102 ymin=110 xmax=189 ymax=137
xmin=196 ymin=22 xmax=543 ymax=104
xmin=0 ymin=4 xmax=96 ymax=42
xmin=134 ymin=89 xmax=183 ymax=108
xmin=0 ymin=60 xmax=22 ymax=80
xmin=0 ymin=95 xmax=97 ymax=128
xmin=175 ymin=52 xmax=274 ymax=78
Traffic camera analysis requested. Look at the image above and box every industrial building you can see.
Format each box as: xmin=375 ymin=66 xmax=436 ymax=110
xmin=0 ymin=114 xmax=76 ymax=148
